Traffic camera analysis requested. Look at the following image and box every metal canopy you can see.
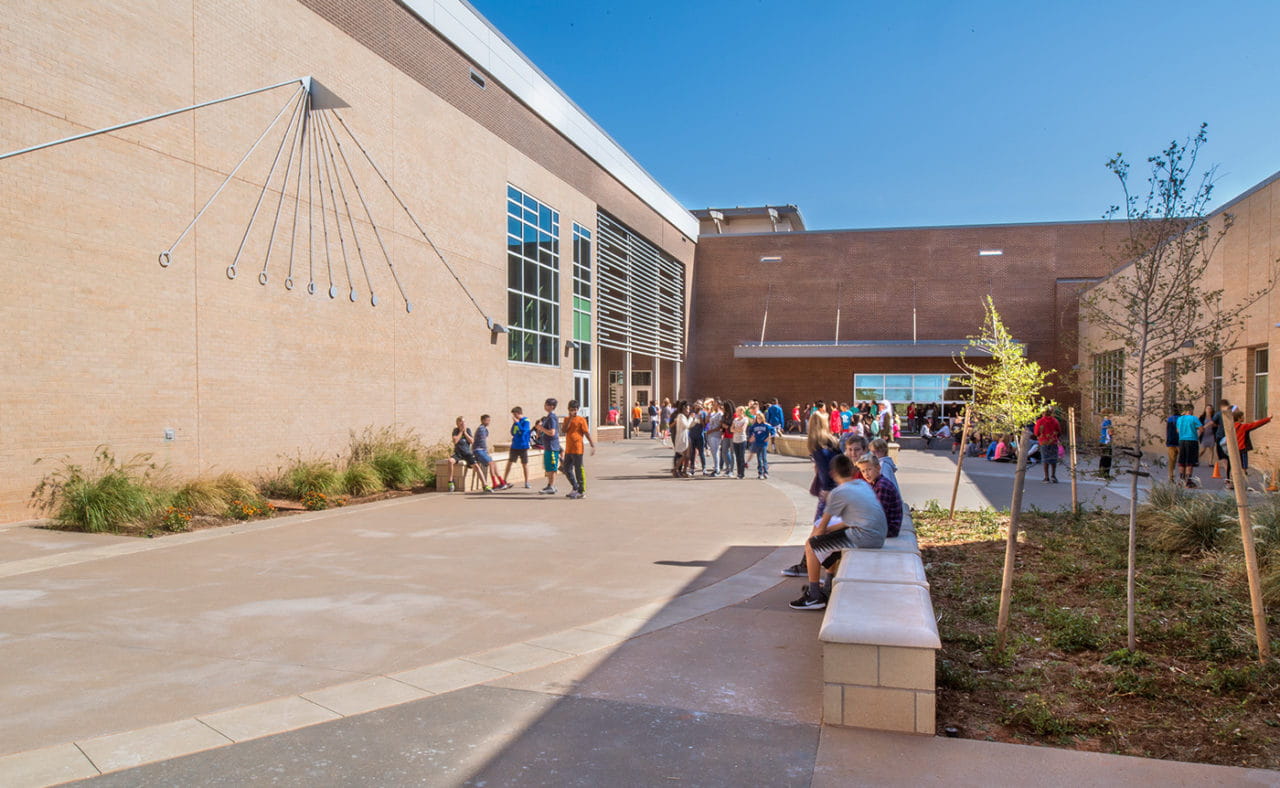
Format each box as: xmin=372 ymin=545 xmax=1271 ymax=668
xmin=733 ymin=339 xmax=1018 ymax=359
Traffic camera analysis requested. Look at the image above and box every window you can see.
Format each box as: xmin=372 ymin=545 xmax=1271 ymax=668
xmin=631 ymin=370 xmax=652 ymax=387
xmin=1093 ymin=349 xmax=1125 ymax=414
xmin=506 ymin=185 xmax=559 ymax=365
xmin=571 ymin=224 xmax=592 ymax=372
xmin=853 ymin=373 xmax=971 ymax=408
xmin=1209 ymin=355 xmax=1223 ymax=409
xmin=1253 ymin=348 xmax=1269 ymax=419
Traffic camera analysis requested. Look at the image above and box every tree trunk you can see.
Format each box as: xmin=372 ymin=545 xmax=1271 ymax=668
xmin=1126 ymin=352 xmax=1147 ymax=652
xmin=995 ymin=425 xmax=1033 ymax=651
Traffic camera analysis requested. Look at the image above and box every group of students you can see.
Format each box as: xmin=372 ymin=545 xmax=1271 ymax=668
xmin=447 ymin=397 xmax=596 ymax=499
xmin=783 ymin=410 xmax=906 ymax=611
xmin=661 ymin=398 xmax=784 ymax=479
xmin=784 ymin=400 xmax=901 ymax=441
xmin=1165 ymin=399 xmax=1271 ymax=488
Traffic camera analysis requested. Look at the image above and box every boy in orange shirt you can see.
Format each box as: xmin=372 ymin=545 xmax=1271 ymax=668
xmin=562 ymin=399 xmax=596 ymax=499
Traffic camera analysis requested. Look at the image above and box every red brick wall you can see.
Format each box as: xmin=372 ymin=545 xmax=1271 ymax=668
xmin=689 ymin=222 xmax=1128 ymax=407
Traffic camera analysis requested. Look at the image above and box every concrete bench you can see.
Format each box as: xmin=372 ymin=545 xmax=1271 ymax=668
xmin=433 ymin=448 xmax=544 ymax=492
xmin=832 ymin=550 xmax=929 ymax=589
xmin=819 ymin=581 xmax=940 ymax=735
xmin=880 ymin=529 xmax=920 ymax=554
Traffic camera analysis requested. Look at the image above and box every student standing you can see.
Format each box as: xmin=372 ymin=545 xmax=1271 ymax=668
xmin=731 ymin=405 xmax=750 ymax=478
xmin=1098 ymin=409 xmax=1113 ymax=479
xmin=1175 ymin=404 xmax=1203 ymax=487
xmin=748 ymin=412 xmax=776 ymax=479
xmin=561 ymin=399 xmax=595 ymax=498
xmin=1224 ymin=411 xmax=1272 ymax=489
xmin=499 ymin=406 xmax=532 ymax=490
xmin=647 ymin=401 xmax=659 ymax=439
xmin=472 ymin=414 xmax=495 ymax=493
xmin=1034 ymin=408 xmax=1061 ymax=483
xmin=535 ymin=398 xmax=562 ymax=495
xmin=705 ymin=400 xmax=724 ymax=476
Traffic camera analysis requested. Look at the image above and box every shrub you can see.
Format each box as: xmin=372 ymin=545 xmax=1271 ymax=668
xmin=30 ymin=448 xmax=162 ymax=533
xmin=285 ymin=459 xmax=341 ymax=498
xmin=256 ymin=467 xmax=293 ymax=499
xmin=227 ymin=496 xmax=273 ymax=521
xmin=1109 ymin=669 xmax=1157 ymax=698
xmin=1044 ymin=607 xmax=1102 ymax=652
xmin=170 ymin=478 xmax=226 ymax=516
xmin=160 ymin=506 xmax=193 ymax=532
xmin=215 ymin=472 xmax=258 ymax=503
xmin=1153 ymin=496 xmax=1235 ymax=553
xmin=342 ymin=462 xmax=385 ymax=497
xmin=300 ymin=490 xmax=329 ymax=511
xmin=370 ymin=452 xmax=427 ymax=490
xmin=348 ymin=427 xmax=430 ymax=490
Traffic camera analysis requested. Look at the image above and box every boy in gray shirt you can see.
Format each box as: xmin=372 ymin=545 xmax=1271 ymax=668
xmin=790 ymin=453 xmax=887 ymax=610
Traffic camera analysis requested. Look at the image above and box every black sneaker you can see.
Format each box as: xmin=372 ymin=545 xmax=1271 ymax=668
xmin=781 ymin=562 xmax=806 ymax=577
xmin=789 ymin=588 xmax=827 ymax=610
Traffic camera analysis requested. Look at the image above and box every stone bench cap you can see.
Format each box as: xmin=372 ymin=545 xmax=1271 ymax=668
xmin=880 ymin=529 xmax=920 ymax=554
xmin=833 ymin=550 xmax=929 ymax=588
xmin=819 ymin=581 xmax=941 ymax=650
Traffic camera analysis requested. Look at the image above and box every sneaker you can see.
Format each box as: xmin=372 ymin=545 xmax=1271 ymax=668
xmin=781 ymin=562 xmax=806 ymax=577
xmin=1051 ymin=477 xmax=1059 ymax=484
xmin=523 ymin=482 xmax=531 ymax=489
xmin=565 ymin=491 xmax=581 ymax=499
xmin=540 ymin=486 xmax=556 ymax=495
xmin=448 ymin=481 xmax=455 ymax=492
xmin=789 ymin=588 xmax=827 ymax=611
xmin=483 ymin=486 xmax=494 ymax=494
xmin=497 ymin=482 xmax=513 ymax=491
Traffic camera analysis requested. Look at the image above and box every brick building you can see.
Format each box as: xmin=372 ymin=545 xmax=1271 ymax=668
xmin=686 ymin=213 xmax=1128 ymax=411
xmin=0 ymin=0 xmax=695 ymax=521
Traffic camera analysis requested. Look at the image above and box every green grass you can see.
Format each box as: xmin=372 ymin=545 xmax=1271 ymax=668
xmin=30 ymin=448 xmax=162 ymax=533
xmin=285 ymin=459 xmax=342 ymax=498
xmin=341 ymin=462 xmax=385 ymax=497
xmin=1152 ymin=495 xmax=1235 ymax=553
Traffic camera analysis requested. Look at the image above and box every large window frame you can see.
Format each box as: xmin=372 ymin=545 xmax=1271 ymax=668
xmin=853 ymin=373 xmax=971 ymax=409
xmin=1253 ymin=348 xmax=1269 ymax=420
xmin=1093 ymin=349 xmax=1125 ymax=414
xmin=1209 ymin=354 xmax=1223 ymax=408
xmin=571 ymin=224 xmax=592 ymax=373
xmin=506 ymin=185 xmax=560 ymax=366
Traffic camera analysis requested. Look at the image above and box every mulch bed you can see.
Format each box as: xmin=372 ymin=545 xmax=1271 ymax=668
xmin=916 ymin=507 xmax=1280 ymax=769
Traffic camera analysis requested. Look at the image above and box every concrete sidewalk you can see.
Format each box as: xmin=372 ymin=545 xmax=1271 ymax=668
xmin=2 ymin=442 xmax=1274 ymax=786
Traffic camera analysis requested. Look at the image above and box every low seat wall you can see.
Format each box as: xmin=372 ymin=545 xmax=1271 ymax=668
xmin=820 ymin=507 xmax=938 ymax=735
xmin=434 ymin=449 xmax=543 ymax=491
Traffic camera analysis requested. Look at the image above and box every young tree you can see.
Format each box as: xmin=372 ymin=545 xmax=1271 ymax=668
xmin=956 ymin=296 xmax=1054 ymax=649
xmin=1080 ymin=124 xmax=1275 ymax=652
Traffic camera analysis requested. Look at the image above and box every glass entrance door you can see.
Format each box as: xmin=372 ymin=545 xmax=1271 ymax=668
xmin=574 ymin=372 xmax=592 ymax=422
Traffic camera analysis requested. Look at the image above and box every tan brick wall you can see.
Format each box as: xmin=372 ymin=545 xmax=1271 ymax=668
xmin=1077 ymin=174 xmax=1280 ymax=467
xmin=0 ymin=0 xmax=692 ymax=521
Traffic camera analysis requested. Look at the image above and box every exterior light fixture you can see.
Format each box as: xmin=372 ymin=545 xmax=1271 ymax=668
xmin=978 ymin=249 xmax=1003 ymax=256
xmin=564 ymin=340 xmax=580 ymax=357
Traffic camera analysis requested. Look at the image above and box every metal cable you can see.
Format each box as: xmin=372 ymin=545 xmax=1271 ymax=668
xmin=227 ymin=91 xmax=307 ymax=280
xmin=316 ymin=112 xmax=373 ymax=304
xmin=332 ymin=110 xmax=486 ymax=322
xmin=304 ymin=94 xmax=317 ymax=294
xmin=310 ymin=104 xmax=336 ymax=298
xmin=313 ymin=117 xmax=354 ymax=299
xmin=319 ymin=110 xmax=403 ymax=308
xmin=160 ymin=85 xmax=305 ymax=266
xmin=284 ymin=95 xmax=309 ymax=291
xmin=258 ymin=94 xmax=309 ymax=286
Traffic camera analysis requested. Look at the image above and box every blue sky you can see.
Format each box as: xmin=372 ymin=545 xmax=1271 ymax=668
xmin=472 ymin=1 xmax=1280 ymax=230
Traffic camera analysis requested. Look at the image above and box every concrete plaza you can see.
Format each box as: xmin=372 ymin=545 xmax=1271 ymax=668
xmin=1 ymin=441 xmax=1271 ymax=786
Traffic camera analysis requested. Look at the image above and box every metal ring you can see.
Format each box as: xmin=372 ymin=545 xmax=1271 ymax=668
xmin=158 ymin=251 xmax=171 ymax=268
xmin=307 ymin=282 xmax=317 ymax=295
xmin=405 ymin=301 xmax=413 ymax=314
xmin=329 ymin=285 xmax=338 ymax=299
xmin=370 ymin=294 xmax=378 ymax=307
xmin=258 ymin=271 xmax=268 ymax=286
xmin=349 ymin=288 xmax=358 ymax=303
xmin=226 ymin=266 xmax=237 ymax=280
xmin=285 ymin=277 xmax=294 ymax=291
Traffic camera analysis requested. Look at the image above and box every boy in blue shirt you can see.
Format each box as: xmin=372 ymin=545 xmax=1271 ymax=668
xmin=499 ymin=406 xmax=532 ymax=490
xmin=1175 ymin=403 xmax=1203 ymax=487
xmin=748 ymin=412 xmax=776 ymax=479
